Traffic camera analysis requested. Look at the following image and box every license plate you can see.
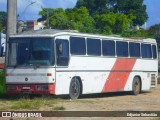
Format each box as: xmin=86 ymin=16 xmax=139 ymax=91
xmin=22 ymin=86 xmax=30 ymax=90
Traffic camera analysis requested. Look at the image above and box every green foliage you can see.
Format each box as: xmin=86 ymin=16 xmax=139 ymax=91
xmin=121 ymin=30 xmax=152 ymax=38
xmin=0 ymin=97 xmax=62 ymax=110
xmin=53 ymin=106 xmax=66 ymax=111
xmin=39 ymin=7 xmax=96 ymax=33
xmin=0 ymin=11 xmax=7 ymax=32
xmin=10 ymin=98 xmax=42 ymax=109
xmin=149 ymin=24 xmax=160 ymax=35
xmin=49 ymin=8 xmax=68 ymax=29
xmin=113 ymin=13 xmax=135 ymax=34
xmin=115 ymin=0 xmax=148 ymax=25
xmin=76 ymin=0 xmax=148 ymax=26
xmin=37 ymin=0 xmax=148 ymax=35
xmin=76 ymin=0 xmax=115 ymax=15
xmin=0 ymin=71 xmax=5 ymax=94
xmin=93 ymin=12 xmax=116 ymax=34
xmin=93 ymin=12 xmax=135 ymax=34
xmin=149 ymin=24 xmax=160 ymax=43
xmin=66 ymin=7 xmax=95 ymax=32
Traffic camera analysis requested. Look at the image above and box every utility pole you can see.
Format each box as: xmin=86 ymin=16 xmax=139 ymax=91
xmin=6 ymin=0 xmax=17 ymax=67
xmin=41 ymin=6 xmax=50 ymax=29
xmin=47 ymin=9 xmax=50 ymax=28
xmin=7 ymin=0 xmax=17 ymax=37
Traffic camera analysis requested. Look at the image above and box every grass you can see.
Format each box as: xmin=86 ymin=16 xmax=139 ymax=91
xmin=0 ymin=71 xmax=5 ymax=94
xmin=9 ymin=98 xmax=42 ymax=110
xmin=53 ymin=106 xmax=66 ymax=111
xmin=0 ymin=95 xmax=65 ymax=110
xmin=0 ymin=71 xmax=67 ymax=111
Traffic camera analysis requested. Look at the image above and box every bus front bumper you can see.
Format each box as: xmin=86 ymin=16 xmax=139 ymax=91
xmin=6 ymin=83 xmax=55 ymax=94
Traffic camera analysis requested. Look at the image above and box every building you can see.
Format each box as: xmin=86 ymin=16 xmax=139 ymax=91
xmin=17 ymin=20 xmax=27 ymax=33
xmin=26 ymin=20 xmax=46 ymax=31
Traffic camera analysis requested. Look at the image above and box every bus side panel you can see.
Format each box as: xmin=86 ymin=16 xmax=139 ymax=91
xmin=56 ymin=56 xmax=116 ymax=94
xmin=55 ymin=57 xmax=116 ymax=95
xmin=55 ymin=57 xmax=158 ymax=95
xmin=124 ymin=59 xmax=158 ymax=91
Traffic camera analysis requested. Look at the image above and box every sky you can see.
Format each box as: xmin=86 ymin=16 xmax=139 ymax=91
xmin=0 ymin=0 xmax=160 ymax=27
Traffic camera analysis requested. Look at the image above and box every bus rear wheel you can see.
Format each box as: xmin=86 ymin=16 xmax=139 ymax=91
xmin=132 ymin=77 xmax=141 ymax=95
xmin=69 ymin=78 xmax=81 ymax=99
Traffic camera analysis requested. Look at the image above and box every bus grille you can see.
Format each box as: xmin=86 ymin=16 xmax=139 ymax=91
xmin=151 ymin=74 xmax=156 ymax=86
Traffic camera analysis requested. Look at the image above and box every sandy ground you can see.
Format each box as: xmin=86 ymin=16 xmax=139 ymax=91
xmin=32 ymin=85 xmax=160 ymax=120
xmin=1 ymin=84 xmax=160 ymax=120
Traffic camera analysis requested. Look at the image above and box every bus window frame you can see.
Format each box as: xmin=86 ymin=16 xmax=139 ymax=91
xmin=152 ymin=44 xmax=158 ymax=59
xmin=70 ymin=36 xmax=86 ymax=56
xmin=102 ymin=39 xmax=116 ymax=57
xmin=129 ymin=42 xmax=141 ymax=58
xmin=55 ymin=38 xmax=70 ymax=68
xmin=86 ymin=37 xmax=101 ymax=56
xmin=116 ymin=40 xmax=129 ymax=58
xmin=141 ymin=43 xmax=152 ymax=59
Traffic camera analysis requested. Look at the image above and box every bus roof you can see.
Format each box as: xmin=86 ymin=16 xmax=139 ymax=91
xmin=10 ymin=29 xmax=156 ymax=44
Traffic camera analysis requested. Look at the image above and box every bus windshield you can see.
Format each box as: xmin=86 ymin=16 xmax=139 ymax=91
xmin=8 ymin=37 xmax=54 ymax=67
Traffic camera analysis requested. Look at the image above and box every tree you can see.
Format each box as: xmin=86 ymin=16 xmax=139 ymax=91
xmin=93 ymin=12 xmax=135 ymax=34
xmin=0 ymin=12 xmax=7 ymax=32
xmin=39 ymin=8 xmax=68 ymax=29
xmin=66 ymin=7 xmax=95 ymax=33
xmin=113 ymin=13 xmax=135 ymax=34
xmin=93 ymin=12 xmax=116 ymax=34
xmin=76 ymin=0 xmax=148 ymax=26
xmin=149 ymin=24 xmax=160 ymax=42
xmin=114 ymin=0 xmax=148 ymax=26
xmin=76 ymin=0 xmax=116 ymax=15
xmin=149 ymin=24 xmax=160 ymax=35
xmin=49 ymin=8 xmax=68 ymax=29
xmin=38 ymin=8 xmax=54 ymax=22
xmin=38 ymin=7 xmax=95 ymax=32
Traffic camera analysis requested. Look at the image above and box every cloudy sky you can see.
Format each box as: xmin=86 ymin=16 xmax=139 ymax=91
xmin=0 ymin=0 xmax=159 ymax=27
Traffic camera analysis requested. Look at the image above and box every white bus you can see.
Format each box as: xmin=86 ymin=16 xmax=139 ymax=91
xmin=6 ymin=29 xmax=158 ymax=99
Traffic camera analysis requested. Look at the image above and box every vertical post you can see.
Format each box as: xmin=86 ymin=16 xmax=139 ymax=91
xmin=7 ymin=0 xmax=17 ymax=37
xmin=47 ymin=9 xmax=49 ymax=28
xmin=6 ymin=0 xmax=17 ymax=68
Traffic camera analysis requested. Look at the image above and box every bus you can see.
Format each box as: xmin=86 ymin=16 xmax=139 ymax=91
xmin=6 ymin=29 xmax=158 ymax=99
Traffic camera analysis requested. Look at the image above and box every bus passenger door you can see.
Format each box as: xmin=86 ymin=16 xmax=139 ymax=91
xmin=55 ymin=39 xmax=69 ymax=94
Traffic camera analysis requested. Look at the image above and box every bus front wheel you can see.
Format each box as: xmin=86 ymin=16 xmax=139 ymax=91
xmin=69 ymin=78 xmax=81 ymax=99
xmin=132 ymin=77 xmax=141 ymax=95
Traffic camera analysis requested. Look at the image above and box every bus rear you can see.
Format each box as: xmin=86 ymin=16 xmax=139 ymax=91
xmin=6 ymin=36 xmax=56 ymax=94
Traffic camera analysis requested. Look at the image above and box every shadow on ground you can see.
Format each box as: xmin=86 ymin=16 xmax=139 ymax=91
xmin=0 ymin=90 xmax=151 ymax=100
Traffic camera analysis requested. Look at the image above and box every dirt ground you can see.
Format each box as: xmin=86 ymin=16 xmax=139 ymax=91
xmin=39 ymin=84 xmax=160 ymax=120
xmin=55 ymin=85 xmax=160 ymax=111
xmin=1 ymin=84 xmax=160 ymax=120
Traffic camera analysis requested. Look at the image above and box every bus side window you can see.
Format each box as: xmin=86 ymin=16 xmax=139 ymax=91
xmin=56 ymin=39 xmax=69 ymax=66
xmin=116 ymin=41 xmax=128 ymax=57
xmin=129 ymin=42 xmax=140 ymax=58
xmin=152 ymin=45 xmax=157 ymax=59
xmin=141 ymin=44 xmax=152 ymax=59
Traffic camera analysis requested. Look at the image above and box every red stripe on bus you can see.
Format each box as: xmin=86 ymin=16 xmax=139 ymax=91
xmin=102 ymin=58 xmax=136 ymax=93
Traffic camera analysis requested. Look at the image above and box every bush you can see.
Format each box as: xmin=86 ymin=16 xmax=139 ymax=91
xmin=0 ymin=71 xmax=5 ymax=94
xmin=121 ymin=30 xmax=153 ymax=38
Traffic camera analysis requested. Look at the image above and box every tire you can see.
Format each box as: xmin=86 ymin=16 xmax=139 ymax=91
xmin=69 ymin=78 xmax=81 ymax=99
xmin=132 ymin=77 xmax=141 ymax=95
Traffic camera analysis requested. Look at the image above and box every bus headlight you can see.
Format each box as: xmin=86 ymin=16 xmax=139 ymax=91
xmin=37 ymin=85 xmax=48 ymax=91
